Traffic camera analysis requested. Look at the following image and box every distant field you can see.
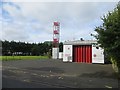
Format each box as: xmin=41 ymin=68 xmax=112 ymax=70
xmin=0 ymin=56 xmax=49 ymax=61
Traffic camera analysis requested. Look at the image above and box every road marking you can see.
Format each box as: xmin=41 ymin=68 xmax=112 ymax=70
xmin=105 ymin=85 xmax=112 ymax=88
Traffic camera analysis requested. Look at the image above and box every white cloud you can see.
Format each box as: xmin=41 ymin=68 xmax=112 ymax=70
xmin=1 ymin=2 xmax=118 ymax=43
xmin=3 ymin=0 xmax=120 ymax=2
xmin=2 ymin=21 xmax=29 ymax=41
xmin=28 ymin=32 xmax=52 ymax=43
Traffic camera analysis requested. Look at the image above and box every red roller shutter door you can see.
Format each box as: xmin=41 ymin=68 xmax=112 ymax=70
xmin=79 ymin=46 xmax=82 ymax=62
xmin=80 ymin=46 xmax=82 ymax=62
xmin=80 ymin=46 xmax=83 ymax=62
xmin=82 ymin=46 xmax=84 ymax=62
xmin=76 ymin=46 xmax=78 ymax=62
xmin=73 ymin=46 xmax=77 ymax=62
xmin=89 ymin=46 xmax=92 ymax=63
xmin=86 ymin=46 xmax=88 ymax=63
xmin=76 ymin=46 xmax=79 ymax=62
xmin=73 ymin=46 xmax=78 ymax=62
xmin=83 ymin=46 xmax=86 ymax=63
xmin=78 ymin=46 xmax=80 ymax=62
xmin=73 ymin=45 xmax=92 ymax=63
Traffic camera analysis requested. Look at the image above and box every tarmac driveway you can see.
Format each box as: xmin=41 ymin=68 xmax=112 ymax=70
xmin=2 ymin=59 xmax=119 ymax=88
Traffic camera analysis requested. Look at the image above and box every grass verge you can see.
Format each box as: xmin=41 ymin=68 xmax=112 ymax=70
xmin=0 ymin=56 xmax=49 ymax=61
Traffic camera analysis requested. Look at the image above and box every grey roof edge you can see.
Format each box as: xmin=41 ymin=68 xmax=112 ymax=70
xmin=63 ymin=40 xmax=98 ymax=45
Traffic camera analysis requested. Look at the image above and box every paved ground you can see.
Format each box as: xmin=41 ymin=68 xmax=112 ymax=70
xmin=2 ymin=59 xmax=119 ymax=88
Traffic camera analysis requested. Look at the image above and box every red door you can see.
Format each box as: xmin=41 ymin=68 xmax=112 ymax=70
xmin=73 ymin=45 xmax=92 ymax=63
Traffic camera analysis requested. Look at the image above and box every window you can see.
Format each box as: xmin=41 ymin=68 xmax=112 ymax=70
xmin=96 ymin=47 xmax=99 ymax=49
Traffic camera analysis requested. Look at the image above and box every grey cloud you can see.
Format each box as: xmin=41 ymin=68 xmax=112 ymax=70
xmin=1 ymin=2 xmax=117 ymax=42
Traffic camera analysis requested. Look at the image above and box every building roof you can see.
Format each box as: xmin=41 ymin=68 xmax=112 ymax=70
xmin=63 ymin=40 xmax=97 ymax=45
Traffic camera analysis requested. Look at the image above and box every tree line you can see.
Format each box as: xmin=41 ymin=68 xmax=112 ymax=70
xmin=94 ymin=2 xmax=120 ymax=77
xmin=1 ymin=40 xmax=63 ymax=56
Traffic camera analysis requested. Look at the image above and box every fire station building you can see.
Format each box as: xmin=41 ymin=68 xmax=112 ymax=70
xmin=63 ymin=40 xmax=104 ymax=64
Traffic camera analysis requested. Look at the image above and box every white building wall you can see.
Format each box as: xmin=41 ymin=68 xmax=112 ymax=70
xmin=59 ymin=52 xmax=63 ymax=59
xmin=63 ymin=45 xmax=73 ymax=62
xmin=92 ymin=45 xmax=104 ymax=63
xmin=52 ymin=48 xmax=59 ymax=59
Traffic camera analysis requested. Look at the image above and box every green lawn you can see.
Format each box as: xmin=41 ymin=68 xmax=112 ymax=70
xmin=0 ymin=56 xmax=49 ymax=61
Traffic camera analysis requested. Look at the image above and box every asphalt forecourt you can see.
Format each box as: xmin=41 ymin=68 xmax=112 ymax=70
xmin=2 ymin=59 xmax=119 ymax=89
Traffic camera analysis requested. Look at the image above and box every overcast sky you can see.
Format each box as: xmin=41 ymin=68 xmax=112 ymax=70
xmin=0 ymin=0 xmax=118 ymax=43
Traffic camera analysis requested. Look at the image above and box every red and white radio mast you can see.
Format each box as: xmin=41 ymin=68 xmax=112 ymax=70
xmin=52 ymin=22 xmax=60 ymax=59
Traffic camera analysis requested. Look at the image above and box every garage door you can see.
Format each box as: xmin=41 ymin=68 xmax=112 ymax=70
xmin=73 ymin=45 xmax=92 ymax=63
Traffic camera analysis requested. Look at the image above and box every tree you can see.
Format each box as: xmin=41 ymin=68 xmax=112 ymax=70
xmin=94 ymin=2 xmax=120 ymax=76
xmin=31 ymin=45 xmax=40 ymax=56
xmin=59 ymin=42 xmax=63 ymax=52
